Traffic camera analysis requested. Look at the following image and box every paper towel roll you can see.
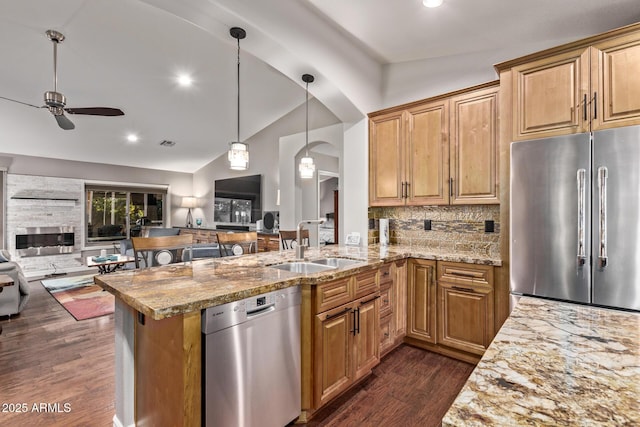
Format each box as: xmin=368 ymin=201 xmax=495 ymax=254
xmin=379 ymin=218 xmax=389 ymax=246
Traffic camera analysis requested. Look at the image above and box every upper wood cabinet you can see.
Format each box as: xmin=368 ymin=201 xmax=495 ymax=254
xmin=405 ymin=100 xmax=450 ymax=205
xmin=369 ymin=110 xmax=405 ymax=206
xmin=450 ymin=87 xmax=499 ymax=204
xmin=510 ymin=28 xmax=640 ymax=141
xmin=591 ymin=33 xmax=640 ymax=131
xmin=369 ymin=82 xmax=499 ymax=207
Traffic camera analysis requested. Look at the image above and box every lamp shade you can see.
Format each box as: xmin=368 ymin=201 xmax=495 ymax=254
xmin=228 ymin=142 xmax=249 ymax=170
xmin=182 ymin=197 xmax=197 ymax=208
xmin=299 ymin=156 xmax=315 ymax=179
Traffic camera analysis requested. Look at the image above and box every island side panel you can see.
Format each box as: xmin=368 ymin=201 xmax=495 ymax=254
xmin=135 ymin=310 xmax=202 ymax=427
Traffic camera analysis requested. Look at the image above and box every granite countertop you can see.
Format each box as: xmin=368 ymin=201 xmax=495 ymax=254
xmin=442 ymin=297 xmax=640 ymax=426
xmin=94 ymin=244 xmax=501 ymax=320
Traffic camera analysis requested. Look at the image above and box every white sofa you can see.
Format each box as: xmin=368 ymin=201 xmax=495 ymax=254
xmin=0 ymin=250 xmax=30 ymax=316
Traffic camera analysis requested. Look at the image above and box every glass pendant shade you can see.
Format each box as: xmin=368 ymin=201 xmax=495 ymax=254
xmin=228 ymin=142 xmax=249 ymax=170
xmin=299 ymin=156 xmax=315 ymax=179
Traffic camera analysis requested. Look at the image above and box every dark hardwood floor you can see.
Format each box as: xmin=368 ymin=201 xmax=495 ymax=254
xmin=300 ymin=346 xmax=474 ymax=427
xmin=0 ymin=276 xmax=474 ymax=426
xmin=0 ymin=275 xmax=115 ymax=426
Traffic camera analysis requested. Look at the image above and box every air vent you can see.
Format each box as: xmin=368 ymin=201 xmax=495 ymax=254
xmin=160 ymin=140 xmax=175 ymax=147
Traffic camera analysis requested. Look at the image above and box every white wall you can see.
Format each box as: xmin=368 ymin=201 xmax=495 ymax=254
xmin=341 ymin=119 xmax=368 ymax=246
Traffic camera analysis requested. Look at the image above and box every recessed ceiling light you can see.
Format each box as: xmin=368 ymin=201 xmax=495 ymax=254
xmin=126 ymin=133 xmax=139 ymax=143
xmin=177 ymin=74 xmax=193 ymax=87
xmin=423 ymin=0 xmax=443 ymax=7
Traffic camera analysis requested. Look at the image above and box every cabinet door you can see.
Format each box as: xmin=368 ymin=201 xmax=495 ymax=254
xmin=393 ymin=260 xmax=407 ymax=339
xmin=314 ymin=304 xmax=353 ymax=408
xmin=437 ymin=281 xmax=494 ymax=355
xmin=591 ymin=35 xmax=640 ymax=130
xmin=406 ymin=259 xmax=437 ymax=343
xmin=406 ymin=100 xmax=450 ymax=205
xmin=353 ymin=295 xmax=380 ymax=381
xmin=512 ymin=48 xmax=590 ymax=140
xmin=450 ymin=86 xmax=499 ymax=204
xmin=369 ymin=111 xmax=405 ymax=206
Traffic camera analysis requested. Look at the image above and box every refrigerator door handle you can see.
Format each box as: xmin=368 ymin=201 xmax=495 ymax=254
xmin=598 ymin=166 xmax=608 ymax=269
xmin=577 ymin=169 xmax=587 ymax=266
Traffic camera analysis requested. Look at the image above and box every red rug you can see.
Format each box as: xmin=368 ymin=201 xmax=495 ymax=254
xmin=41 ymin=274 xmax=114 ymax=321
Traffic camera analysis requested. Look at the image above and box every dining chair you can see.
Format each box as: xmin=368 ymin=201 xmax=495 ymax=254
xmin=279 ymin=229 xmax=309 ymax=250
xmin=216 ymin=231 xmax=259 ymax=257
xmin=131 ymin=234 xmax=193 ymax=268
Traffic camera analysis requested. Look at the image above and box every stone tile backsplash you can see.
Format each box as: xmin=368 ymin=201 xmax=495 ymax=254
xmin=368 ymin=205 xmax=500 ymax=259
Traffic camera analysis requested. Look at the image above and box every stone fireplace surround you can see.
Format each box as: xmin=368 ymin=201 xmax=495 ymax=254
xmin=6 ymin=174 xmax=84 ymax=277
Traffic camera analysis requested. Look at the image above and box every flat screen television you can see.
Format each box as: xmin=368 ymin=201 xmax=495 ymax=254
xmin=214 ymin=174 xmax=262 ymax=224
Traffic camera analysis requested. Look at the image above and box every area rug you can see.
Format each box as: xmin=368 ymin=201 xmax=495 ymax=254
xmin=41 ymin=274 xmax=114 ymax=321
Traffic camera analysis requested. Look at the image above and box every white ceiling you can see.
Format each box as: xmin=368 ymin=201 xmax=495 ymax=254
xmin=0 ymin=0 xmax=639 ymax=173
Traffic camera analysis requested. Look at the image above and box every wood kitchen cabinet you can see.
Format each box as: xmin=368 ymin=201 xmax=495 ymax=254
xmin=406 ymin=259 xmax=437 ymax=344
xmin=437 ymin=261 xmax=495 ymax=356
xmin=510 ymin=27 xmax=640 ymax=141
xmin=314 ymin=292 xmax=380 ymax=408
xmin=450 ymin=86 xmax=499 ymax=204
xmin=369 ymin=82 xmax=499 ymax=207
xmin=301 ymin=269 xmax=380 ymax=419
xmin=369 ymin=110 xmax=405 ymax=206
xmin=590 ymin=33 xmax=640 ymax=131
xmin=379 ymin=259 xmax=408 ymax=357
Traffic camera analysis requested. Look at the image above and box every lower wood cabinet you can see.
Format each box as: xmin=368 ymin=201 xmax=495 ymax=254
xmin=437 ymin=261 xmax=495 ymax=355
xmin=314 ymin=293 xmax=380 ymax=408
xmin=405 ymin=259 xmax=495 ymax=363
xmin=406 ymin=259 xmax=437 ymax=343
xmin=301 ymin=269 xmax=380 ymax=420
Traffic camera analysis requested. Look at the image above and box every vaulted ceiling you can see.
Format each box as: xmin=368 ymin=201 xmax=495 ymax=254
xmin=1 ymin=0 xmax=638 ymax=173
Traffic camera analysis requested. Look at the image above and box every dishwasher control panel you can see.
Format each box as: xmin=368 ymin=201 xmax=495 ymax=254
xmin=202 ymin=285 xmax=301 ymax=334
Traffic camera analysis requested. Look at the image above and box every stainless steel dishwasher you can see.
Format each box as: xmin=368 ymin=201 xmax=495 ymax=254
xmin=202 ymin=285 xmax=301 ymax=427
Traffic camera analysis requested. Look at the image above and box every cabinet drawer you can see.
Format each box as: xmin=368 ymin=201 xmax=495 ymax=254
xmin=379 ymin=282 xmax=393 ymax=318
xmin=354 ymin=270 xmax=379 ymax=299
xmin=315 ymin=278 xmax=352 ymax=313
xmin=379 ymin=263 xmax=392 ymax=285
xmin=437 ymin=261 xmax=493 ymax=287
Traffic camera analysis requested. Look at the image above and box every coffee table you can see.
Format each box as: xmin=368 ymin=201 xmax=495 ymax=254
xmin=0 ymin=274 xmax=15 ymax=334
xmin=87 ymin=255 xmax=135 ymax=274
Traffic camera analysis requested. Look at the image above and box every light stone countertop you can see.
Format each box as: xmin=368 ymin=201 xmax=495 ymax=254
xmin=94 ymin=244 xmax=501 ymax=320
xmin=442 ymin=296 xmax=640 ymax=426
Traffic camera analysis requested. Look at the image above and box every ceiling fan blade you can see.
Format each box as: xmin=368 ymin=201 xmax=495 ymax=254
xmin=0 ymin=95 xmax=43 ymax=109
xmin=54 ymin=113 xmax=75 ymax=130
xmin=64 ymin=107 xmax=124 ymax=116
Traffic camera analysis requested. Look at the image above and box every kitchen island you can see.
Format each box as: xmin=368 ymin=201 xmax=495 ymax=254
xmin=95 ymin=244 xmax=500 ymax=426
xmin=442 ymin=297 xmax=640 ymax=426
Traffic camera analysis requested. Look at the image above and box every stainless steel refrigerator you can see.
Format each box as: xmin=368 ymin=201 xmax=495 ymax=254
xmin=510 ymin=125 xmax=640 ymax=312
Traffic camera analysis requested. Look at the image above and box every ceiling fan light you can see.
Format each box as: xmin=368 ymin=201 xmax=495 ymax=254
xmin=228 ymin=142 xmax=249 ymax=170
xmin=299 ymin=156 xmax=315 ymax=179
xmin=423 ymin=0 xmax=443 ymax=7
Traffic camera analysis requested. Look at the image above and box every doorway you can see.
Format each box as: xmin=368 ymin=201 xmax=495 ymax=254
xmin=318 ymin=170 xmax=339 ymax=245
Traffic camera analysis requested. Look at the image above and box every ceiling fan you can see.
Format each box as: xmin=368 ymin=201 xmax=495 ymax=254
xmin=0 ymin=29 xmax=124 ymax=130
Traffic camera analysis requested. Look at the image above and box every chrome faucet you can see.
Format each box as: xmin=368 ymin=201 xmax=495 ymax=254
xmin=296 ymin=219 xmax=326 ymax=259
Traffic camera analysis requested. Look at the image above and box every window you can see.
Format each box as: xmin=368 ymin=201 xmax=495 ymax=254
xmin=85 ymin=185 xmax=166 ymax=246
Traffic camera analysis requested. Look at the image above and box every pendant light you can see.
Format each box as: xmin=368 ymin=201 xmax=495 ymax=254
xmin=299 ymin=73 xmax=315 ymax=179
xmin=228 ymin=27 xmax=249 ymax=171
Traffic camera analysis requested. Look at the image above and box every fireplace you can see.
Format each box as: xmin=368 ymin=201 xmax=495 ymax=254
xmin=15 ymin=226 xmax=75 ymax=257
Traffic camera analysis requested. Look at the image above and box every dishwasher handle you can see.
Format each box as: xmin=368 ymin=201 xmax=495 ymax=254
xmin=247 ymin=304 xmax=276 ymax=317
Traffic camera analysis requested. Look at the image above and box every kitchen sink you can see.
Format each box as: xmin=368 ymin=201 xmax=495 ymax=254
xmin=309 ymin=258 xmax=365 ymax=268
xmin=270 ymin=262 xmax=337 ymax=274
